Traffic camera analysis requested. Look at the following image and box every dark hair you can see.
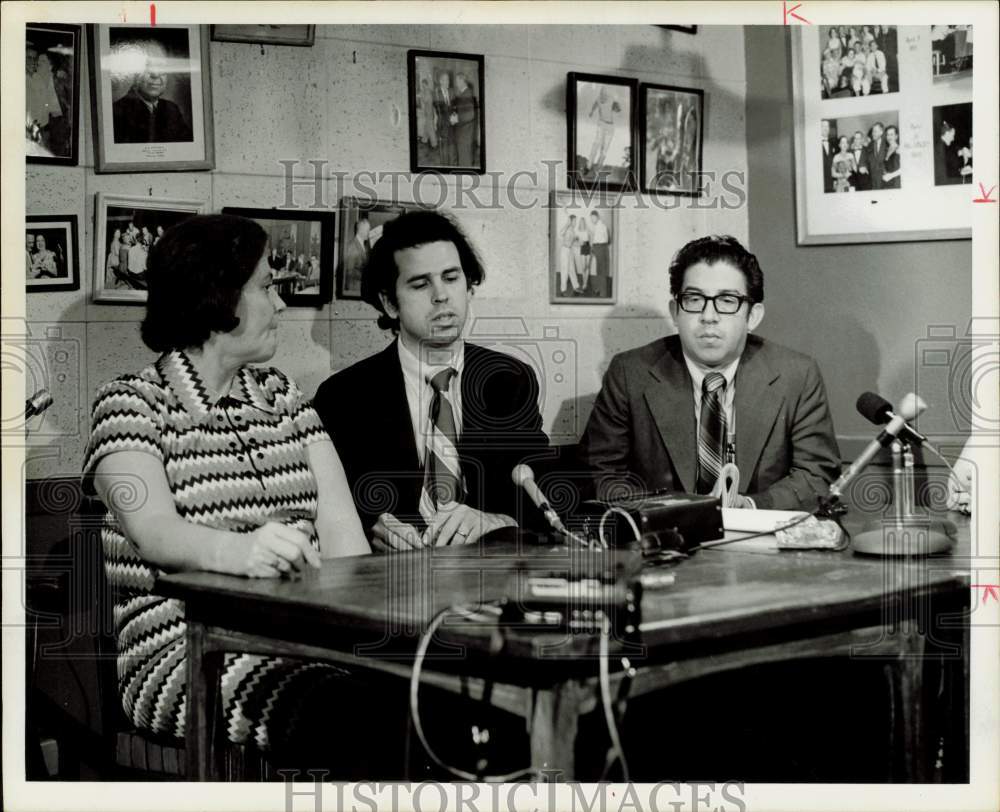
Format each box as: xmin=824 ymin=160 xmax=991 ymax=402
xmin=140 ymin=214 xmax=267 ymax=352
xmin=361 ymin=209 xmax=485 ymax=332
xmin=668 ymin=235 xmax=764 ymax=304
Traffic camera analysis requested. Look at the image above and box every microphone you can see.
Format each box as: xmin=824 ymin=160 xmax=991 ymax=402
xmin=828 ymin=409 xmax=910 ymax=499
xmin=25 ymin=389 xmax=53 ymax=419
xmin=512 ymin=464 xmax=570 ymax=535
xmin=856 ymin=391 xmax=929 ymax=445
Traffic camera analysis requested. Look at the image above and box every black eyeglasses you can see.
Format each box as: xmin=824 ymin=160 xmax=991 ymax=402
xmin=676 ymin=292 xmax=751 ymax=315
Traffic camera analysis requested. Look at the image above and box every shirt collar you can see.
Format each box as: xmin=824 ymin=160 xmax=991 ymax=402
xmin=157 ymin=350 xmax=277 ymax=425
xmin=681 ymin=351 xmax=740 ymax=394
xmin=397 ymin=338 xmax=465 ymax=387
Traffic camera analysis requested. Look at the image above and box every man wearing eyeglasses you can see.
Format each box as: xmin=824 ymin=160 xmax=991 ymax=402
xmin=579 ymin=234 xmax=840 ymax=511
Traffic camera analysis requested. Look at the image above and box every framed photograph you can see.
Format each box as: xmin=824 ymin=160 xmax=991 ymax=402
xmin=337 ymin=197 xmax=425 ymax=300
xmin=640 ymin=83 xmax=704 ymax=196
xmin=26 ymin=23 xmax=81 ymax=165
xmin=549 ymin=191 xmax=618 ymax=305
xmin=93 ymin=193 xmax=206 ymax=304
xmin=819 ymin=25 xmax=899 ymax=99
xmin=211 ymin=25 xmax=315 ymax=47
xmin=932 ymin=102 xmax=973 ymax=186
xmin=822 ymin=111 xmax=902 ymax=193
xmin=791 ymin=27 xmax=971 ymax=244
xmin=26 ymin=215 xmax=80 ymax=293
xmin=222 ymin=207 xmax=336 ymax=307
xmin=88 ymin=24 xmax=214 ymax=173
xmin=407 ymin=50 xmax=485 ymax=174
xmin=931 ymin=26 xmax=973 ymax=87
xmin=567 ymin=73 xmax=637 ymax=192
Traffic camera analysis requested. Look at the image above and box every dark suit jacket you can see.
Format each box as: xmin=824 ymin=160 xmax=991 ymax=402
xmin=112 ymin=88 xmax=192 ymax=143
xmin=313 ymin=340 xmax=550 ymax=535
xmin=861 ymin=136 xmax=888 ymax=189
xmin=579 ymin=334 xmax=841 ymax=511
xmin=821 ymin=140 xmax=835 ymax=193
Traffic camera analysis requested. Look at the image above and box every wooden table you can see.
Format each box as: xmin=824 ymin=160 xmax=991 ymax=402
xmin=159 ymin=517 xmax=970 ymax=782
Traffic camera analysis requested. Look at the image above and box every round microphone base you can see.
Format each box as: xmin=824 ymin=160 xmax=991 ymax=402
xmin=851 ymin=518 xmax=956 ymax=557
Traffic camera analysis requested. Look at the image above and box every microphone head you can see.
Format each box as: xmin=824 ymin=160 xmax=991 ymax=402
xmin=897 ymin=392 xmax=927 ymax=421
xmin=27 ymin=389 xmax=53 ymax=415
xmin=856 ymin=391 xmax=893 ymax=425
xmin=511 ymin=464 xmax=535 ymax=487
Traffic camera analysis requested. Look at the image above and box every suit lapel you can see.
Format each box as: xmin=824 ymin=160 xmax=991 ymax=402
xmin=380 ymin=341 xmax=421 ymax=473
xmin=735 ymin=338 xmax=783 ymax=482
xmin=644 ymin=339 xmax=697 ymax=492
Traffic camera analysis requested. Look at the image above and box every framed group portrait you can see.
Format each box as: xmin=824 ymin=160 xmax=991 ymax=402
xmin=222 ymin=207 xmax=336 ymax=308
xmin=792 ymin=26 xmax=972 ymax=244
xmin=549 ymin=191 xmax=619 ymax=305
xmin=88 ymin=24 xmax=214 ymax=173
xmin=567 ymin=72 xmax=637 ymax=192
xmin=93 ymin=193 xmax=206 ymax=304
xmin=337 ymin=197 xmax=425 ymax=300
xmin=26 ymin=23 xmax=81 ymax=166
xmin=407 ymin=49 xmax=486 ymax=175
xmin=210 ymin=25 xmax=316 ymax=47
xmin=26 ymin=214 xmax=80 ymax=293
xmin=640 ymin=83 xmax=704 ymax=196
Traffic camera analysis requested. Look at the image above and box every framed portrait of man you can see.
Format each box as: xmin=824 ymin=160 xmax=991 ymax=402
xmin=26 ymin=215 xmax=80 ymax=293
xmin=93 ymin=193 xmax=206 ymax=304
xmin=26 ymin=23 xmax=81 ymax=166
xmin=567 ymin=72 xmax=637 ymax=192
xmin=88 ymin=24 xmax=214 ymax=173
xmin=407 ymin=50 xmax=486 ymax=175
xmin=337 ymin=197 xmax=426 ymax=300
xmin=222 ymin=207 xmax=336 ymax=308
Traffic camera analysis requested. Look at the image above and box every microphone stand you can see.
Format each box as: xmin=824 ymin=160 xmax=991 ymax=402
xmin=851 ymin=439 xmax=954 ymax=556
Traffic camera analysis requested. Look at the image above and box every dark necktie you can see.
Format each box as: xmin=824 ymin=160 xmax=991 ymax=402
xmin=147 ymin=102 xmax=157 ymax=142
xmin=419 ymin=367 xmax=464 ymax=524
xmin=696 ymin=373 xmax=727 ymax=494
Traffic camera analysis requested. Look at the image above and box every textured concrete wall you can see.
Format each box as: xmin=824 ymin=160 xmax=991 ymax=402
xmin=24 ymin=24 xmax=748 ymax=477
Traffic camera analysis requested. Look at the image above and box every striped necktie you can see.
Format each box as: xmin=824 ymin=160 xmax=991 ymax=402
xmin=419 ymin=367 xmax=464 ymax=524
xmin=696 ymin=372 xmax=727 ymax=494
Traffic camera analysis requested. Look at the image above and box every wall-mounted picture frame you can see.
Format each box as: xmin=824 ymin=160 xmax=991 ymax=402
xmin=407 ymin=49 xmax=485 ymax=175
xmin=640 ymin=82 xmax=704 ymax=196
xmin=93 ymin=193 xmax=206 ymax=304
xmin=567 ymin=72 xmax=637 ymax=192
xmin=818 ymin=25 xmax=900 ymax=99
xmin=88 ymin=24 xmax=214 ymax=173
xmin=337 ymin=197 xmax=425 ymax=300
xmin=210 ymin=25 xmax=316 ymax=47
xmin=26 ymin=215 xmax=80 ymax=293
xmin=222 ymin=207 xmax=336 ymax=308
xmin=791 ymin=26 xmax=971 ymax=244
xmin=26 ymin=23 xmax=81 ymax=166
xmin=549 ymin=191 xmax=618 ymax=305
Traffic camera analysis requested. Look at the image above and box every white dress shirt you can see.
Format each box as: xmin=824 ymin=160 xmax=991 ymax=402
xmin=681 ymin=352 xmax=739 ymax=460
xmin=397 ymin=339 xmax=465 ymax=465
xmin=681 ymin=352 xmax=757 ymax=506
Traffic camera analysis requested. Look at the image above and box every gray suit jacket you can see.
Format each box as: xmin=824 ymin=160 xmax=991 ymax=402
xmin=579 ymin=334 xmax=841 ymax=511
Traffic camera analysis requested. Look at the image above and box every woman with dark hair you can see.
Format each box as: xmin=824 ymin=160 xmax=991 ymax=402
xmin=82 ymin=213 xmax=369 ymax=764
xmin=881 ymin=125 xmax=902 ymax=188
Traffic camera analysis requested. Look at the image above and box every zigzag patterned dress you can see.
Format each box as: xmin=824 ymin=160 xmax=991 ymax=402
xmin=82 ymin=350 xmax=348 ymax=752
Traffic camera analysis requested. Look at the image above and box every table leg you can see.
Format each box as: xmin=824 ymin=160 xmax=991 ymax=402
xmin=888 ymin=630 xmax=928 ymax=782
xmin=529 ymin=681 xmax=583 ymax=781
xmin=185 ymin=621 xmax=221 ymax=780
